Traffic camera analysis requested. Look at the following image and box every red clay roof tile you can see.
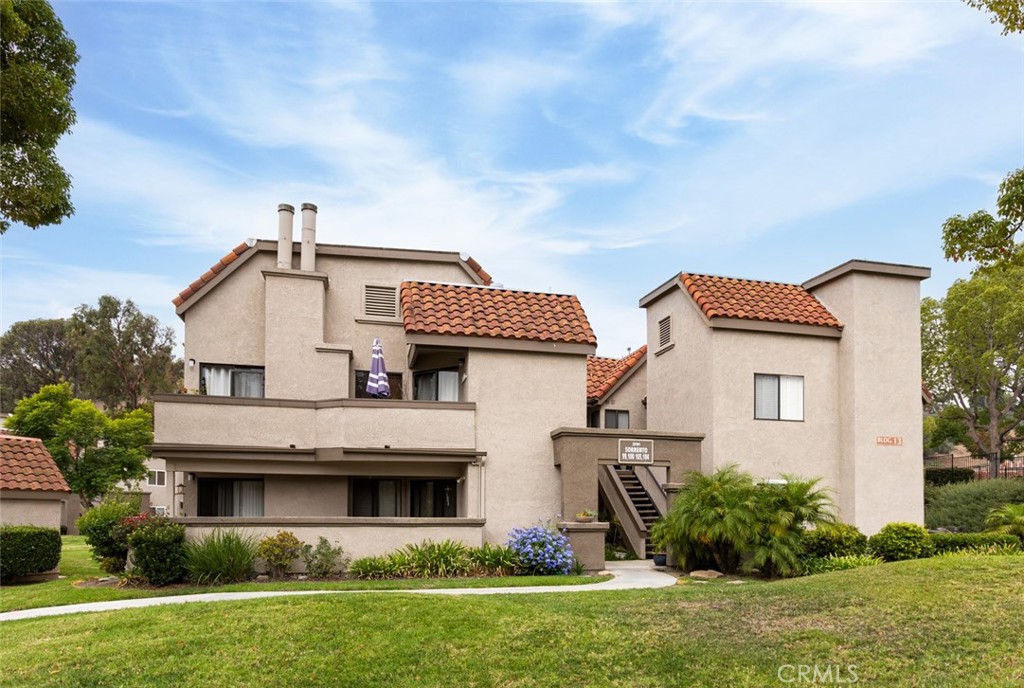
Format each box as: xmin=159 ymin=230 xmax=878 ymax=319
xmin=172 ymin=241 xmax=253 ymax=307
xmin=587 ymin=345 xmax=647 ymax=401
xmin=401 ymin=281 xmax=597 ymax=346
xmin=679 ymin=273 xmax=842 ymax=330
xmin=0 ymin=435 xmax=71 ymax=493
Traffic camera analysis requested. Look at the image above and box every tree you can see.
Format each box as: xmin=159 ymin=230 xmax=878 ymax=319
xmin=942 ymin=168 xmax=1024 ymax=268
xmin=921 ymin=264 xmax=1024 ymax=479
xmin=0 ymin=0 xmax=78 ymax=233
xmin=963 ymin=0 xmax=1024 ymax=35
xmin=69 ymin=295 xmax=179 ymax=411
xmin=4 ymin=383 xmax=151 ymax=507
xmin=0 ymin=317 xmax=79 ymax=412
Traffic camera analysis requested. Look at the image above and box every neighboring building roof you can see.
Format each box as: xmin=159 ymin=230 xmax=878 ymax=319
xmin=679 ymin=273 xmax=843 ymax=330
xmin=0 ymin=435 xmax=71 ymax=493
xmin=172 ymin=240 xmax=494 ymax=308
xmin=400 ymin=281 xmax=598 ymax=345
xmin=587 ymin=346 xmax=647 ymax=402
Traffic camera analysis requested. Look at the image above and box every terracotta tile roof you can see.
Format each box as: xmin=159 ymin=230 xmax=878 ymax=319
xmin=401 ymin=281 xmax=597 ymax=345
xmin=0 ymin=435 xmax=71 ymax=493
xmin=172 ymin=242 xmax=252 ymax=307
xmin=463 ymin=256 xmax=493 ymax=286
xmin=680 ymin=273 xmax=842 ymax=330
xmin=587 ymin=346 xmax=647 ymax=401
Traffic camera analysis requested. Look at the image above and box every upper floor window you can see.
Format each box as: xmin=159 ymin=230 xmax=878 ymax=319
xmin=755 ymin=374 xmax=803 ymax=421
xmin=414 ymin=369 xmax=459 ymax=401
xmin=147 ymin=470 xmax=166 ymax=487
xmin=363 ymin=284 xmax=399 ymax=319
xmin=201 ymin=364 xmax=265 ymax=398
xmin=605 ymin=409 xmax=630 ymax=429
xmin=354 ymin=370 xmax=404 ymax=399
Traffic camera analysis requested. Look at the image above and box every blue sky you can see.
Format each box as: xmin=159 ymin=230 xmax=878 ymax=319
xmin=2 ymin=1 xmax=1022 ymax=357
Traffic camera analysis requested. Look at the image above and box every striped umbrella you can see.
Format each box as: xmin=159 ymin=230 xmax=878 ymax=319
xmin=366 ymin=337 xmax=391 ymax=398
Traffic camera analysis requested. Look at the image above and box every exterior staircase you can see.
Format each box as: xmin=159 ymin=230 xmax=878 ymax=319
xmin=612 ymin=465 xmax=661 ymax=558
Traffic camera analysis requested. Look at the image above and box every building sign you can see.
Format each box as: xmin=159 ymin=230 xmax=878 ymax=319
xmin=618 ymin=439 xmax=654 ymax=465
xmin=876 ymin=436 xmax=903 ymax=447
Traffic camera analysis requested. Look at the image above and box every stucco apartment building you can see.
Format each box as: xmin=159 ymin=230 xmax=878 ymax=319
xmin=153 ymin=204 xmax=927 ymax=568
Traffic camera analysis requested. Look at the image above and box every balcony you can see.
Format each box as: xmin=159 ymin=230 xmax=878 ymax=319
xmin=152 ymin=394 xmax=477 ymax=452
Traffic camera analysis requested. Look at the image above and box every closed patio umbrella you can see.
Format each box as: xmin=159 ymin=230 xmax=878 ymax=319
xmin=366 ymin=337 xmax=391 ymax=398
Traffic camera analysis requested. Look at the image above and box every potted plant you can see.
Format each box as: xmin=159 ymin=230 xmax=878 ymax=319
xmin=575 ymin=509 xmax=597 ymax=523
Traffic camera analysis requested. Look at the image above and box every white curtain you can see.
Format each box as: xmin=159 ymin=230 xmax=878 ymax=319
xmin=204 ymin=366 xmax=232 ymax=396
xmin=378 ymin=480 xmax=400 ymax=517
xmin=234 ymin=480 xmax=264 ymax=517
xmin=438 ymin=370 xmax=460 ymax=402
xmin=232 ymin=370 xmax=264 ymax=398
xmin=779 ymin=375 xmax=804 ymax=421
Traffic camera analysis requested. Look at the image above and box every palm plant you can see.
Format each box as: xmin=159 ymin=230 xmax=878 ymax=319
xmin=985 ymin=503 xmax=1024 ymax=541
xmin=654 ymin=465 xmax=760 ymax=573
xmin=749 ymin=476 xmax=836 ymax=577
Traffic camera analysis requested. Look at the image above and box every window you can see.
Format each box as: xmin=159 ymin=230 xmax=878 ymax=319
xmin=351 ymin=479 xmax=401 ymax=517
xmin=658 ymin=316 xmax=672 ymax=349
xmin=414 ymin=369 xmax=459 ymax=401
xmin=354 ymin=370 xmax=404 ymax=399
xmin=197 ymin=478 xmax=264 ymax=517
xmin=755 ymin=374 xmax=804 ymax=421
xmin=605 ymin=409 xmax=630 ymax=429
xmin=149 ymin=505 xmax=167 ymax=516
xmin=147 ymin=470 xmax=166 ymax=487
xmin=363 ymin=285 xmax=398 ymax=319
xmin=200 ymin=364 xmax=265 ymax=398
xmin=410 ymin=480 xmax=457 ymax=517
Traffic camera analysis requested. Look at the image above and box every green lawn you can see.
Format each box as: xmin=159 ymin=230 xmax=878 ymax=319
xmin=0 ymin=536 xmax=608 ymax=613
xmin=1 ymin=555 xmax=1021 ymax=687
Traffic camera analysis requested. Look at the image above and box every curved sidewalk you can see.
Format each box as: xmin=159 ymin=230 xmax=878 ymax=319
xmin=0 ymin=560 xmax=675 ymax=623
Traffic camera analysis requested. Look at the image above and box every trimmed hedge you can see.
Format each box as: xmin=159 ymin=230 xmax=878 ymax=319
xmin=868 ymin=522 xmax=933 ymax=561
xmin=925 ymin=479 xmax=1024 ymax=532
xmin=128 ymin=517 xmax=187 ymax=586
xmin=924 ymin=467 xmax=975 ymax=486
xmin=0 ymin=526 xmax=62 ymax=579
xmin=929 ymin=532 xmax=1020 ymax=554
xmin=801 ymin=523 xmax=868 ymax=559
xmin=77 ymin=499 xmax=140 ymax=573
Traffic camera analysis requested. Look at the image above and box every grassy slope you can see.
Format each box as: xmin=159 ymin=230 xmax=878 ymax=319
xmin=2 ymin=555 xmax=1021 ymax=687
xmin=0 ymin=537 xmax=606 ymax=613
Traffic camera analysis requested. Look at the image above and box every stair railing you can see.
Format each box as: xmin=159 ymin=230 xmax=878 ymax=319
xmin=598 ymin=465 xmax=648 ymax=559
xmin=634 ymin=466 xmax=668 ymax=517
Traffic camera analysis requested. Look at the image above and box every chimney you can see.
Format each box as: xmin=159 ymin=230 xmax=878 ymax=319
xmin=276 ymin=203 xmax=295 ymax=269
xmin=300 ymin=203 xmax=317 ymax=271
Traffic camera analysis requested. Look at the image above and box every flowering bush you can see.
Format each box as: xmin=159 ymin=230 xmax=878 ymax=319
xmin=77 ymin=498 xmax=141 ymax=573
xmin=506 ymin=525 xmax=574 ymax=575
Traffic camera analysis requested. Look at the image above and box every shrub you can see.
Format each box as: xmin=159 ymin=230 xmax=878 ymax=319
xmin=924 ymin=467 xmax=975 ymax=486
xmin=925 ymin=478 xmax=1024 ymax=532
xmin=934 ymin=542 xmax=1023 ymax=557
xmin=185 ymin=529 xmax=258 ymax=584
xmin=507 ymin=525 xmax=574 ymax=575
xmin=256 ymin=531 xmax=305 ymax=578
xmin=0 ymin=526 xmax=62 ymax=579
xmin=985 ymin=503 xmax=1024 ymax=541
xmin=469 ymin=542 xmax=520 ymax=576
xmin=868 ymin=522 xmax=933 ymax=561
xmin=802 ymin=553 xmax=884 ymax=575
xmin=402 ymin=540 xmax=471 ymax=578
xmin=77 ymin=498 xmax=140 ymax=573
xmin=301 ymin=538 xmax=349 ymax=578
xmin=652 ymin=465 xmax=835 ymax=576
xmin=929 ymin=532 xmax=1021 ymax=554
xmin=128 ymin=517 xmax=187 ymax=586
xmin=802 ymin=523 xmax=868 ymax=559
xmin=349 ymin=556 xmax=392 ymax=580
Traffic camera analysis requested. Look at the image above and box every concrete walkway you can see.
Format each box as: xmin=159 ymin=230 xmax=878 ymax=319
xmin=0 ymin=560 xmax=676 ymax=622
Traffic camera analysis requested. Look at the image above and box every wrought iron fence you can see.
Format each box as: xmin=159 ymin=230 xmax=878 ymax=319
xmin=924 ymin=453 xmax=1024 ymax=480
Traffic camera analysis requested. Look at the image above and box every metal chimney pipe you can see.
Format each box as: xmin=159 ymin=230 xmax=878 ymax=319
xmin=276 ymin=203 xmax=295 ymax=269
xmin=300 ymin=203 xmax=317 ymax=271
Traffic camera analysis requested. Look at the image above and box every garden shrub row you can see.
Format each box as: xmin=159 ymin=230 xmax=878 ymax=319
xmin=924 ymin=467 xmax=975 ymax=486
xmin=925 ymin=478 xmax=1024 ymax=532
xmin=929 ymin=532 xmax=1020 ymax=554
xmin=0 ymin=526 xmax=62 ymax=579
xmin=349 ymin=526 xmax=578 ymax=580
